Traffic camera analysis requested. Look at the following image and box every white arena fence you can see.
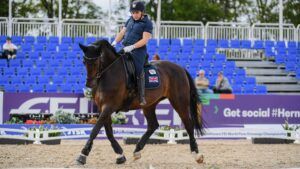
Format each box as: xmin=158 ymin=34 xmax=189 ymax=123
xmin=0 ymin=127 xmax=299 ymax=145
xmin=0 ymin=17 xmax=299 ymax=42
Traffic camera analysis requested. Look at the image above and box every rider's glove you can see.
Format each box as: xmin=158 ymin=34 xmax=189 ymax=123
xmin=111 ymin=40 xmax=117 ymax=47
xmin=123 ymin=45 xmax=135 ymax=53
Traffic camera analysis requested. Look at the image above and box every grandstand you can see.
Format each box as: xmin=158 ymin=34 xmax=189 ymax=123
xmin=0 ymin=19 xmax=300 ymax=94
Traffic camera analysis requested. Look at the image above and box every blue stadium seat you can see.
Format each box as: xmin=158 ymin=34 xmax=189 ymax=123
xmin=22 ymin=59 xmax=34 ymax=68
xmin=275 ymin=54 xmax=285 ymax=64
xmin=171 ymin=39 xmax=181 ymax=46
xmin=170 ymin=46 xmax=181 ymax=53
xmin=4 ymin=68 xmax=15 ymax=76
xmin=232 ymin=85 xmax=242 ymax=94
xmin=61 ymin=60 xmax=73 ymax=68
xmin=206 ymin=46 xmax=216 ymax=54
xmin=16 ymin=68 xmax=28 ymax=76
xmin=158 ymin=45 xmax=168 ymax=53
xmin=56 ymin=68 xmax=69 ymax=77
xmin=148 ymin=39 xmax=157 ymax=47
xmin=32 ymin=84 xmax=45 ymax=93
xmin=40 ymin=51 xmax=52 ymax=59
xmin=0 ymin=76 xmax=10 ymax=86
xmin=0 ymin=59 xmax=8 ymax=67
xmin=277 ymin=47 xmax=286 ymax=55
xmin=256 ymin=85 xmax=267 ymax=94
xmin=159 ymin=39 xmax=170 ymax=46
xmin=65 ymin=76 xmax=78 ymax=84
xmin=60 ymin=85 xmax=73 ymax=93
xmin=190 ymin=53 xmax=202 ymax=62
xmin=288 ymin=48 xmax=297 ymax=55
xmin=72 ymin=44 xmax=81 ymax=51
xmin=230 ymin=40 xmax=240 ymax=48
xmin=225 ymin=61 xmax=235 ymax=69
xmin=49 ymin=59 xmax=61 ymax=67
xmin=30 ymin=68 xmax=42 ymax=76
xmin=34 ymin=44 xmax=45 ymax=52
xmin=86 ymin=37 xmax=97 ymax=44
xmin=28 ymin=51 xmax=40 ymax=60
xmin=4 ymin=84 xmax=17 ymax=92
xmin=45 ymin=84 xmax=58 ymax=92
xmin=285 ymin=62 xmax=296 ymax=72
xmin=73 ymin=84 xmax=84 ymax=93
xmin=183 ymin=39 xmax=193 ymax=46
xmin=74 ymin=37 xmax=85 ymax=44
xmin=276 ymin=41 xmax=286 ymax=49
xmin=48 ymin=36 xmax=59 ymax=44
xmin=214 ymin=53 xmax=226 ymax=62
xmin=288 ymin=41 xmax=296 ymax=49
xmin=61 ymin=37 xmax=73 ymax=44
xmin=9 ymin=60 xmax=22 ymax=67
xmin=241 ymin=40 xmax=251 ymax=49
xmin=66 ymin=51 xmax=78 ymax=59
xmin=265 ymin=47 xmax=275 ymax=57
xmin=0 ymin=36 xmax=6 ymax=43
xmin=11 ymin=76 xmax=23 ymax=85
xmin=265 ymin=40 xmax=275 ymax=48
xmin=235 ymin=68 xmax=246 ymax=77
xmin=253 ymin=40 xmax=264 ymax=49
xmin=37 ymin=36 xmax=47 ymax=44
xmin=44 ymin=68 xmax=56 ymax=76
xmin=21 ymin=44 xmax=32 ymax=52
xmin=218 ymin=39 xmax=229 ymax=48
xmin=18 ymin=84 xmax=31 ymax=93
xmin=233 ymin=76 xmax=244 ymax=86
xmin=23 ymin=76 xmax=37 ymax=85
xmin=16 ymin=52 xmax=26 ymax=59
xmin=24 ymin=36 xmax=35 ymax=44
xmin=193 ymin=46 xmax=204 ymax=55
xmin=59 ymin=44 xmax=69 ymax=52
xmin=245 ymin=77 xmax=256 ymax=85
xmin=181 ymin=46 xmax=193 ymax=54
xmin=46 ymin=44 xmax=57 ymax=52
xmin=243 ymin=85 xmax=255 ymax=94
xmin=52 ymin=75 xmax=64 ymax=84
xmin=11 ymin=36 xmax=23 ymax=44
xmin=206 ymin=39 xmax=216 ymax=47
xmin=35 ymin=59 xmax=48 ymax=68
xmin=37 ymin=76 xmax=50 ymax=84
xmin=296 ymin=69 xmax=300 ymax=79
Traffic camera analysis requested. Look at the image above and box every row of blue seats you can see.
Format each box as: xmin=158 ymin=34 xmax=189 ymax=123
xmin=232 ymin=85 xmax=267 ymax=94
xmin=1 ymin=35 xmax=299 ymax=49
xmin=1 ymin=84 xmax=84 ymax=93
xmin=1 ymin=67 xmax=86 ymax=76
xmin=0 ymin=75 xmax=85 ymax=85
xmin=0 ymin=59 xmax=84 ymax=68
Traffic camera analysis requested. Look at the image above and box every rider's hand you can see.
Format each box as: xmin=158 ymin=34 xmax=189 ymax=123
xmin=83 ymin=87 xmax=92 ymax=99
xmin=111 ymin=40 xmax=117 ymax=47
xmin=123 ymin=45 xmax=135 ymax=53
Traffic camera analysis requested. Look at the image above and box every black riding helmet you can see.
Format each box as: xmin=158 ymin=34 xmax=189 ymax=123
xmin=130 ymin=1 xmax=145 ymax=12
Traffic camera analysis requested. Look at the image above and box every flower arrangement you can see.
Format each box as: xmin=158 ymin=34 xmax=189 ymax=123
xmin=50 ymin=109 xmax=80 ymax=124
xmin=111 ymin=112 xmax=128 ymax=124
xmin=282 ymin=119 xmax=300 ymax=137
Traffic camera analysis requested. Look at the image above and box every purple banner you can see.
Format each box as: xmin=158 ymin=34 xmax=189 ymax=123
xmin=1 ymin=93 xmax=300 ymax=127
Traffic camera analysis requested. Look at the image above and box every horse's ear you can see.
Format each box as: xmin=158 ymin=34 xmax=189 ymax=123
xmin=79 ymin=43 xmax=88 ymax=53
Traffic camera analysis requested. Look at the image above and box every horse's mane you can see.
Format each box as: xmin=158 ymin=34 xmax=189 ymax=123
xmin=92 ymin=39 xmax=119 ymax=56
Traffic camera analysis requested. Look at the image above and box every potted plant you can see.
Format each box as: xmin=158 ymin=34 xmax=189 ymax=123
xmin=282 ymin=119 xmax=300 ymax=137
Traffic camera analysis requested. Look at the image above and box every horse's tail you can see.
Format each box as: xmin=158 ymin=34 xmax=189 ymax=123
xmin=185 ymin=69 xmax=205 ymax=136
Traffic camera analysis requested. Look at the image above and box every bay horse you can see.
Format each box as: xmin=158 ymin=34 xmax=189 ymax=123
xmin=76 ymin=40 xmax=204 ymax=165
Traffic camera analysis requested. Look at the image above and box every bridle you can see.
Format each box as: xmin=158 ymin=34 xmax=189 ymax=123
xmin=83 ymin=49 xmax=121 ymax=87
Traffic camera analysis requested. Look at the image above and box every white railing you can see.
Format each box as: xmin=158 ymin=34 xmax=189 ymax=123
xmin=0 ymin=17 xmax=8 ymax=36
xmin=297 ymin=24 xmax=300 ymax=43
xmin=11 ymin=18 xmax=58 ymax=37
xmin=205 ymin=22 xmax=251 ymax=40
xmin=62 ymin=19 xmax=107 ymax=38
xmin=1 ymin=127 xmax=299 ymax=144
xmin=252 ymin=23 xmax=296 ymax=41
xmin=158 ymin=21 xmax=204 ymax=39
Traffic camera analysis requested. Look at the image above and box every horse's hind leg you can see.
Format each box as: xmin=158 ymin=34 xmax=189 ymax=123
xmin=104 ymin=116 xmax=126 ymax=164
xmin=133 ymin=105 xmax=159 ymax=160
xmin=168 ymin=98 xmax=204 ymax=163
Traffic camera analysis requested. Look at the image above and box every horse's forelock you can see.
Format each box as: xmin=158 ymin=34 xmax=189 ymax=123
xmin=91 ymin=39 xmax=118 ymax=55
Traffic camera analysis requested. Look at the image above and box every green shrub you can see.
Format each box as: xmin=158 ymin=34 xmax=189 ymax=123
xmin=50 ymin=109 xmax=80 ymax=124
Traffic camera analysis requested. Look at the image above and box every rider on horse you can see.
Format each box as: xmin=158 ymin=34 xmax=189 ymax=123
xmin=111 ymin=0 xmax=153 ymax=106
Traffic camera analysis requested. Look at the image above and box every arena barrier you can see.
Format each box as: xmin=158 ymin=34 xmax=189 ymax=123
xmin=0 ymin=127 xmax=299 ymax=144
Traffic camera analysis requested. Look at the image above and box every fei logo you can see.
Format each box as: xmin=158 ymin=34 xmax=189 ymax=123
xmin=9 ymin=97 xmax=89 ymax=114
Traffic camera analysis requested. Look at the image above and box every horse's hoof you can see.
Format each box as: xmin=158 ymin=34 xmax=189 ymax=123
xmin=133 ymin=151 xmax=141 ymax=160
xmin=76 ymin=154 xmax=86 ymax=165
xmin=116 ymin=154 xmax=126 ymax=164
xmin=195 ymin=154 xmax=204 ymax=164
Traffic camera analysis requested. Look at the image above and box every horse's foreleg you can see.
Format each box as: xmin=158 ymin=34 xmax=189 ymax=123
xmin=104 ymin=116 xmax=126 ymax=164
xmin=76 ymin=109 xmax=111 ymax=165
xmin=133 ymin=106 xmax=159 ymax=160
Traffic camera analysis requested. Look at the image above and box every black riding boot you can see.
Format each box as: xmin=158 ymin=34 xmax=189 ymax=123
xmin=137 ymin=72 xmax=146 ymax=106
